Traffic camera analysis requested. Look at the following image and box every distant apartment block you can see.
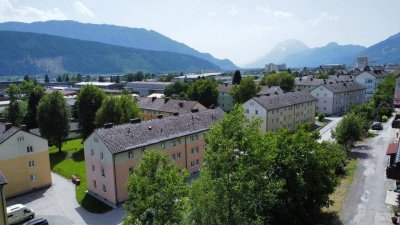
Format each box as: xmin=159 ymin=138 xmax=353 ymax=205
xmin=74 ymin=82 xmax=121 ymax=90
xmin=243 ymin=92 xmax=316 ymax=133
xmin=84 ymin=109 xmax=224 ymax=206
xmin=0 ymin=122 xmax=51 ymax=198
xmin=355 ymin=71 xmax=389 ymax=102
xmin=310 ymin=81 xmax=365 ymax=116
xmin=171 ymin=73 xmax=222 ymax=83
xmin=137 ymin=97 xmax=206 ymax=120
xmin=125 ymin=81 xmax=172 ymax=96
xmin=265 ymin=63 xmax=287 ymax=73
xmin=0 ymin=171 xmax=6 ymax=225
xmin=295 ymin=75 xmax=355 ymax=92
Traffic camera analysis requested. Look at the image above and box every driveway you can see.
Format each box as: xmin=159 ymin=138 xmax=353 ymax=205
xmin=319 ymin=116 xmax=343 ymax=142
xmin=340 ymin=118 xmax=395 ymax=225
xmin=7 ymin=173 xmax=125 ymax=225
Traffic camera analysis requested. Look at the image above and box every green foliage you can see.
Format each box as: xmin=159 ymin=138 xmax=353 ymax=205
xmin=332 ymin=113 xmax=365 ymax=151
xmin=95 ymin=95 xmax=141 ymax=126
xmin=318 ymin=112 xmax=325 ymax=122
xmin=232 ymin=70 xmax=242 ymax=85
xmin=25 ymin=84 xmax=45 ymax=129
xmin=229 ymin=77 xmax=260 ymax=103
xmin=124 ymin=151 xmax=188 ymax=225
xmin=44 ymin=74 xmax=50 ymax=83
xmin=188 ymin=78 xmax=218 ymax=107
xmin=23 ymin=74 xmax=30 ymax=82
xmin=76 ymin=85 xmax=105 ymax=138
xmin=57 ymin=75 xmax=62 ymax=82
xmin=37 ymin=91 xmax=70 ymax=152
xmin=382 ymin=115 xmax=388 ymax=122
xmin=164 ymin=81 xmax=189 ymax=98
xmin=372 ymin=74 xmax=396 ymax=118
xmin=260 ymin=71 xmax=295 ymax=91
xmin=3 ymin=100 xmax=27 ymax=126
xmin=76 ymin=73 xmax=83 ymax=82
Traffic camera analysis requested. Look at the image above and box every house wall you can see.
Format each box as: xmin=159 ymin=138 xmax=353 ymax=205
xmin=311 ymin=86 xmax=334 ymax=115
xmin=0 ymin=185 xmax=6 ymax=225
xmin=0 ymin=131 xmax=51 ymax=198
xmin=243 ymin=99 xmax=267 ymax=133
xmin=218 ymin=91 xmax=234 ymax=112
xmin=355 ymin=72 xmax=383 ymax=102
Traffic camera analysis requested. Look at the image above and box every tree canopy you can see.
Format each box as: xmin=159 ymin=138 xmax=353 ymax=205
xmin=229 ymin=77 xmax=260 ymax=103
xmin=95 ymin=95 xmax=141 ymax=126
xmin=260 ymin=71 xmax=295 ymax=92
xmin=188 ymin=78 xmax=218 ymax=107
xmin=232 ymin=70 xmax=242 ymax=85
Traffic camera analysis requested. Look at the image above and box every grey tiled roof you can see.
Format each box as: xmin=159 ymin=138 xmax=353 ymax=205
xmin=0 ymin=171 xmax=7 ymax=185
xmin=218 ymin=84 xmax=233 ymax=93
xmin=363 ymin=71 xmax=389 ymax=78
xmin=95 ymin=108 xmax=225 ymax=154
xmin=138 ymin=97 xmax=204 ymax=114
xmin=316 ymin=81 xmax=366 ymax=93
xmin=0 ymin=123 xmax=19 ymax=144
xmin=252 ymin=91 xmax=317 ymax=110
xmin=259 ymin=86 xmax=283 ymax=95
xmin=296 ymin=75 xmax=355 ymax=86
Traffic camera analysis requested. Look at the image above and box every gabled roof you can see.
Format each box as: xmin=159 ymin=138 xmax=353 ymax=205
xmin=0 ymin=171 xmax=7 ymax=186
xmin=94 ymin=108 xmax=224 ymax=154
xmin=0 ymin=123 xmax=20 ymax=144
xmin=259 ymin=86 xmax=283 ymax=96
xmin=251 ymin=91 xmax=317 ymax=110
xmin=138 ymin=97 xmax=204 ymax=114
xmin=312 ymin=81 xmax=365 ymax=94
xmin=359 ymin=71 xmax=388 ymax=79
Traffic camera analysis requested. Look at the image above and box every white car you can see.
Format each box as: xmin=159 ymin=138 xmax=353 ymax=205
xmin=7 ymin=204 xmax=35 ymax=225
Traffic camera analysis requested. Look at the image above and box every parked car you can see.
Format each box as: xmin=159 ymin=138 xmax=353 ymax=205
xmin=25 ymin=218 xmax=49 ymax=225
xmin=371 ymin=122 xmax=383 ymax=130
xmin=7 ymin=204 xmax=35 ymax=225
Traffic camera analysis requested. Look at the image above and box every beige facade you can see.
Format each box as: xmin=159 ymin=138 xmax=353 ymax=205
xmin=0 ymin=130 xmax=51 ymax=198
xmin=0 ymin=172 xmax=6 ymax=225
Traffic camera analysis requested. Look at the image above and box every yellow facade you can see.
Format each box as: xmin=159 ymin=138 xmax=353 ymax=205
xmin=0 ymin=185 xmax=6 ymax=225
xmin=0 ymin=151 xmax=51 ymax=198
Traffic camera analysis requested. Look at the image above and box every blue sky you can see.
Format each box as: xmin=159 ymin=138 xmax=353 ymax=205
xmin=1 ymin=0 xmax=399 ymax=66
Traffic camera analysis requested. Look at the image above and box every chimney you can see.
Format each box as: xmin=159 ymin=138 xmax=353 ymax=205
xmin=152 ymin=96 xmax=157 ymax=102
xmin=164 ymin=97 xmax=170 ymax=104
xmin=5 ymin=123 xmax=12 ymax=131
xmin=191 ymin=109 xmax=199 ymax=113
xmin=21 ymin=124 xmax=28 ymax=131
xmin=178 ymin=102 xmax=183 ymax=108
xmin=310 ymin=78 xmax=313 ymax=81
xmin=104 ymin=123 xmax=113 ymax=129
xmin=299 ymin=77 xmax=302 ymax=81
xmin=209 ymin=104 xmax=216 ymax=109
xmin=343 ymin=83 xmax=347 ymax=86
xmin=173 ymin=112 xmax=179 ymax=116
xmin=156 ymin=114 xmax=163 ymax=119
xmin=130 ymin=118 xmax=141 ymax=124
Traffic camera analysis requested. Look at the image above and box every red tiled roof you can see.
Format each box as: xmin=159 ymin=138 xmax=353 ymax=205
xmin=387 ymin=143 xmax=399 ymax=155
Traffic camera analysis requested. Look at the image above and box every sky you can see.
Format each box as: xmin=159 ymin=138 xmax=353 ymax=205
xmin=1 ymin=0 xmax=400 ymax=67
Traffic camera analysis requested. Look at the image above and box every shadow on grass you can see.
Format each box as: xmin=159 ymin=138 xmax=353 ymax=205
xmin=317 ymin=212 xmax=344 ymax=225
xmin=80 ymin=193 xmax=113 ymax=214
xmin=49 ymin=151 xmax=67 ymax=170
xmin=70 ymin=148 xmax=85 ymax=162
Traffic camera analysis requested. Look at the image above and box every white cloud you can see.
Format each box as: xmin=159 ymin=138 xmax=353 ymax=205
xmin=73 ymin=1 xmax=95 ymax=18
xmin=229 ymin=5 xmax=239 ymax=15
xmin=307 ymin=11 xmax=338 ymax=27
xmin=255 ymin=5 xmax=293 ymax=18
xmin=273 ymin=10 xmax=293 ymax=18
xmin=0 ymin=0 xmax=67 ymax=22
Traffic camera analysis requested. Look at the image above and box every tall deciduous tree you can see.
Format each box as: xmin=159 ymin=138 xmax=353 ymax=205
xmin=25 ymin=85 xmax=45 ymax=129
xmin=76 ymin=85 xmax=105 ymax=138
xmin=95 ymin=95 xmax=141 ymax=126
xmin=332 ymin=113 xmax=365 ymax=151
xmin=260 ymin=71 xmax=295 ymax=92
xmin=37 ymin=91 xmax=70 ymax=153
xmin=188 ymin=78 xmax=218 ymax=107
xmin=229 ymin=77 xmax=260 ymax=103
xmin=232 ymin=70 xmax=242 ymax=85
xmin=124 ymin=151 xmax=188 ymax=225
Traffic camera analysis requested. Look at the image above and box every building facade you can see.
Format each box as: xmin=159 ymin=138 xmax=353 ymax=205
xmin=355 ymin=71 xmax=388 ymax=102
xmin=265 ymin=63 xmax=287 ymax=73
xmin=0 ymin=123 xmax=51 ymax=198
xmin=125 ymin=81 xmax=172 ymax=96
xmin=0 ymin=172 xmax=7 ymax=225
xmin=310 ymin=82 xmax=365 ymax=116
xmin=84 ymin=109 xmax=224 ymax=206
xmin=243 ymin=92 xmax=317 ymax=133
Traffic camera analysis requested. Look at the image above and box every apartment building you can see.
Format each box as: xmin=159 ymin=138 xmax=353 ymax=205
xmin=0 ymin=123 xmax=51 ymax=198
xmin=310 ymin=81 xmax=365 ymax=116
xmin=125 ymin=81 xmax=172 ymax=96
xmin=138 ymin=97 xmax=206 ymax=120
xmin=0 ymin=171 xmax=6 ymax=225
xmin=295 ymin=75 xmax=355 ymax=92
xmin=355 ymin=71 xmax=389 ymax=102
xmin=84 ymin=109 xmax=224 ymax=206
xmin=243 ymin=92 xmax=317 ymax=133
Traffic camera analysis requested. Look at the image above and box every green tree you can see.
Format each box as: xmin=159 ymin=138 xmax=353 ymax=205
xmin=260 ymin=71 xmax=295 ymax=92
xmin=332 ymin=113 xmax=365 ymax=151
xmin=76 ymin=85 xmax=105 ymax=138
xmin=76 ymin=73 xmax=83 ymax=82
xmin=44 ymin=74 xmax=50 ymax=83
xmin=229 ymin=77 xmax=260 ymax=103
xmin=24 ymin=74 xmax=30 ymax=82
xmin=135 ymin=71 xmax=145 ymax=81
xmin=57 ymin=75 xmax=62 ymax=82
xmin=25 ymin=85 xmax=45 ymax=129
xmin=125 ymin=73 xmax=134 ymax=82
xmin=37 ymin=91 xmax=70 ymax=153
xmin=188 ymin=79 xmax=218 ymax=107
xmin=232 ymin=70 xmax=242 ymax=85
xmin=65 ymin=74 xmax=70 ymax=82
xmin=164 ymin=81 xmax=189 ymax=98
xmin=123 ymin=151 xmax=188 ymax=225
xmin=95 ymin=95 xmax=141 ymax=126
xmin=3 ymin=101 xmax=27 ymax=126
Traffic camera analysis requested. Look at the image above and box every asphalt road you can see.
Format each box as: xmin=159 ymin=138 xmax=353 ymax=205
xmin=340 ymin=119 xmax=396 ymax=225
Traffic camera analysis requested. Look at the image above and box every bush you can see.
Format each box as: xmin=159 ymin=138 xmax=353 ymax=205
xmin=317 ymin=112 xmax=325 ymax=122
xmin=382 ymin=115 xmax=388 ymax=122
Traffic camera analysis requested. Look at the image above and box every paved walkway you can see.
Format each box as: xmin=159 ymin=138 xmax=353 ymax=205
xmin=319 ymin=117 xmax=343 ymax=142
xmin=7 ymin=173 xmax=125 ymax=225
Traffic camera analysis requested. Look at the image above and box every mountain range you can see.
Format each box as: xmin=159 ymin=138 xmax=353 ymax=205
xmin=0 ymin=31 xmax=219 ymax=75
xmin=248 ymin=32 xmax=400 ymax=68
xmin=0 ymin=20 xmax=237 ymax=70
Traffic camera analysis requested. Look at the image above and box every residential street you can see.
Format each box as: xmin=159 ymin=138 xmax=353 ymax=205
xmin=340 ymin=118 xmax=395 ymax=225
xmin=7 ymin=173 xmax=125 ymax=225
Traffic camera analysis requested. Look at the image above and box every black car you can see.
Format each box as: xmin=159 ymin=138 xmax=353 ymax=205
xmin=371 ymin=122 xmax=383 ymax=130
xmin=25 ymin=218 xmax=49 ymax=225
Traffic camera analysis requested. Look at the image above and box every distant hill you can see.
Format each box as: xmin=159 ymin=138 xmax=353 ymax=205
xmin=0 ymin=20 xmax=238 ymax=70
xmin=283 ymin=42 xmax=366 ymax=67
xmin=247 ymin=39 xmax=309 ymax=68
xmin=0 ymin=31 xmax=220 ymax=75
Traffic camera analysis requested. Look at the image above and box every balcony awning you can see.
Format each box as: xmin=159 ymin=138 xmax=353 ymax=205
xmin=387 ymin=143 xmax=399 ymax=155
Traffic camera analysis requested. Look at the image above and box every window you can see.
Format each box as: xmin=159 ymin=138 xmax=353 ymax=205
xmin=196 ymin=159 xmax=199 ymax=166
xmin=128 ymin=151 xmax=133 ymax=159
xmin=129 ymin=167 xmax=134 ymax=173
xmin=100 ymin=152 xmax=104 ymax=160
xmin=172 ymin=153 xmax=176 ymax=160
xmin=94 ymin=137 xmax=98 ymax=143
xmin=190 ymin=135 xmax=194 ymax=141
xmin=92 ymin=164 xmax=95 ymax=172
xmin=91 ymin=149 xmax=94 ymax=156
xmin=191 ymin=147 xmax=199 ymax=154
xmin=255 ymin=110 xmax=258 ymax=115
xmin=30 ymin=174 xmax=37 ymax=182
xmin=28 ymin=160 xmax=35 ymax=168
xmin=103 ymin=184 xmax=107 ymax=192
xmin=177 ymin=152 xmax=181 ymax=159
xmin=101 ymin=168 xmax=105 ymax=177
xmin=93 ymin=180 xmax=97 ymax=188
xmin=191 ymin=161 xmax=195 ymax=167
xmin=26 ymin=146 xmax=33 ymax=153
xmin=17 ymin=136 xmax=24 ymax=142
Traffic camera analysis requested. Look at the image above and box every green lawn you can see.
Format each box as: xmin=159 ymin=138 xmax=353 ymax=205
xmin=49 ymin=138 xmax=112 ymax=213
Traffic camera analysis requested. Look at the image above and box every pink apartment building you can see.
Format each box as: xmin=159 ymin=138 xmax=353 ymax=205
xmin=84 ymin=108 xmax=224 ymax=206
